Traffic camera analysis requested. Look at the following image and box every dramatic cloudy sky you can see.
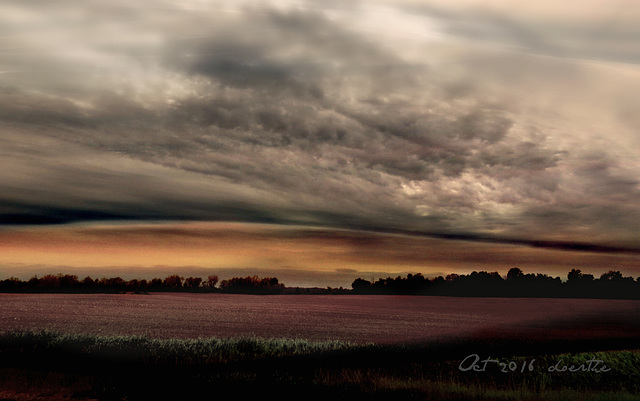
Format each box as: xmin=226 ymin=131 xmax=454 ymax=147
xmin=1 ymin=0 xmax=639 ymax=286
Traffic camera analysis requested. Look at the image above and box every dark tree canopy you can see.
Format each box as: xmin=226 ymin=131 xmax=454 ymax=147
xmin=1 ymin=268 xmax=639 ymax=299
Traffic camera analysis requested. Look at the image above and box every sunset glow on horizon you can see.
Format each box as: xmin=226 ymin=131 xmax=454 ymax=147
xmin=1 ymin=221 xmax=639 ymax=288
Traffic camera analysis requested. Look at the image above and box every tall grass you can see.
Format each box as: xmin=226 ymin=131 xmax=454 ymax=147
xmin=1 ymin=330 xmax=639 ymax=400
xmin=0 ymin=329 xmax=360 ymax=364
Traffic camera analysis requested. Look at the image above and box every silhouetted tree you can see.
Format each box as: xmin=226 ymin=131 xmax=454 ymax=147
xmin=203 ymin=275 xmax=219 ymax=289
xmin=0 ymin=277 xmax=21 ymax=290
xmin=111 ymin=277 xmax=126 ymax=288
xmin=150 ymin=278 xmax=163 ymax=289
xmin=565 ymin=269 xmax=595 ymax=297
xmin=126 ymin=279 xmax=140 ymax=290
xmin=506 ymin=267 xmax=523 ymax=281
xmin=81 ymin=276 xmax=95 ymax=288
xmin=445 ymin=273 xmax=459 ymax=282
xmin=27 ymin=276 xmax=40 ymax=288
xmin=351 ymin=278 xmax=372 ymax=293
xmin=184 ymin=277 xmax=202 ymax=289
xmin=219 ymin=275 xmax=284 ymax=294
xmin=599 ymin=270 xmax=624 ymax=282
xmin=163 ymin=275 xmax=183 ymax=289
xmin=567 ymin=269 xmax=583 ymax=282
xmin=58 ymin=274 xmax=79 ymax=288
xmin=40 ymin=274 xmax=60 ymax=289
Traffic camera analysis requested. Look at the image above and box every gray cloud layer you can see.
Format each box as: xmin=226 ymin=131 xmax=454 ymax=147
xmin=1 ymin=0 xmax=639 ymax=252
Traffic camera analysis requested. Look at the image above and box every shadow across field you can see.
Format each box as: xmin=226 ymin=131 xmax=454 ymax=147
xmin=1 ymin=315 xmax=640 ymax=401
xmin=1 ymin=293 xmax=640 ymax=400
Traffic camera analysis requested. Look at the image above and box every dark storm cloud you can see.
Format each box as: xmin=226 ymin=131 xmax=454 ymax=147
xmin=1 ymin=0 xmax=639 ymax=254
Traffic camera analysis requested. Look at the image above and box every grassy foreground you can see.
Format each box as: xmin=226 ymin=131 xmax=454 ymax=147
xmin=0 ymin=330 xmax=639 ymax=400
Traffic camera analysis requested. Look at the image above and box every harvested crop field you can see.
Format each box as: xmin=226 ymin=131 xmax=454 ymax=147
xmin=2 ymin=293 xmax=640 ymax=344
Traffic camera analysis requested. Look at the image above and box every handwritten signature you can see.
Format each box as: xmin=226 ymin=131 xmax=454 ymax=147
xmin=459 ymin=354 xmax=611 ymax=373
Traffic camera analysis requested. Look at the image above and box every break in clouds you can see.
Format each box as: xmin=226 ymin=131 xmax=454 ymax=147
xmin=1 ymin=0 xmax=639 ymax=253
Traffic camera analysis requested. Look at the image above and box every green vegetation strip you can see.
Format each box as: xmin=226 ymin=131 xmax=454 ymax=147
xmin=1 ymin=330 xmax=639 ymax=400
xmin=0 ymin=329 xmax=359 ymax=364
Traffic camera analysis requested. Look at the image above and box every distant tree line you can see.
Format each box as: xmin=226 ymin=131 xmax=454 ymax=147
xmin=0 ymin=274 xmax=283 ymax=295
xmin=2 ymin=268 xmax=639 ymax=299
xmin=351 ymin=268 xmax=640 ymax=299
xmin=218 ymin=275 xmax=285 ymax=294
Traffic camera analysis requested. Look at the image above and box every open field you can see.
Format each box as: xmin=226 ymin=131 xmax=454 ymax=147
xmin=1 ymin=294 xmax=640 ymax=400
xmin=2 ymin=293 xmax=640 ymax=344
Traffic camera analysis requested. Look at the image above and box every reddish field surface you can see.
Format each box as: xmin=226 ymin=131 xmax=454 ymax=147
xmin=1 ymin=293 xmax=640 ymax=344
